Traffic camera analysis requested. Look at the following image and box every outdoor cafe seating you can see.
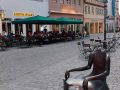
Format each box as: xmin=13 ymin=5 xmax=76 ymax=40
xmin=77 ymin=41 xmax=93 ymax=59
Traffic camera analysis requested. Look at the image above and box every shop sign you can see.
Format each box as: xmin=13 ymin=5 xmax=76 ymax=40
xmin=13 ymin=12 xmax=34 ymax=17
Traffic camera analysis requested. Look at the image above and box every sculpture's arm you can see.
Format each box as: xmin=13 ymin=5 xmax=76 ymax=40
xmin=83 ymin=55 xmax=110 ymax=90
xmin=65 ymin=54 xmax=93 ymax=80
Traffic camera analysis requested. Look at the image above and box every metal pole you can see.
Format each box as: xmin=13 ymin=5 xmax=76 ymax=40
xmin=113 ymin=0 xmax=116 ymax=37
xmin=103 ymin=2 xmax=107 ymax=49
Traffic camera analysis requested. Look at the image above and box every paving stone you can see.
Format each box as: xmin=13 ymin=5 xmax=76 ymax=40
xmin=0 ymin=33 xmax=119 ymax=90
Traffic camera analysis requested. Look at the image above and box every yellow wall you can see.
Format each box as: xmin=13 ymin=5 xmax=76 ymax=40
xmin=84 ymin=18 xmax=104 ymax=34
xmin=84 ymin=0 xmax=104 ymax=34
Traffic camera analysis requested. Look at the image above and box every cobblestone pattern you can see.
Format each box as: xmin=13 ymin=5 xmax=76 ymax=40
xmin=0 ymin=33 xmax=119 ymax=90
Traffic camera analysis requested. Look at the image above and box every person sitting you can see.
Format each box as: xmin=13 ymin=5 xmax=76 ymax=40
xmin=27 ymin=32 xmax=32 ymax=46
xmin=64 ymin=49 xmax=110 ymax=90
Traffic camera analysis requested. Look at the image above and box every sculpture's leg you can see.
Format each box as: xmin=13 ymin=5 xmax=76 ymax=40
xmin=63 ymin=79 xmax=69 ymax=90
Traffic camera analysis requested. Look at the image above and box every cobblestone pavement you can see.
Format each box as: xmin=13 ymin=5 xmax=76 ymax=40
xmin=0 ymin=33 xmax=119 ymax=90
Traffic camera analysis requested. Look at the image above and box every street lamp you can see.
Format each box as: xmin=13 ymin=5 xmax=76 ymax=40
xmin=102 ymin=0 xmax=108 ymax=49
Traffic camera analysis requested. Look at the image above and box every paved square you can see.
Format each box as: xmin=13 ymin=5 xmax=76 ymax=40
xmin=0 ymin=33 xmax=119 ymax=90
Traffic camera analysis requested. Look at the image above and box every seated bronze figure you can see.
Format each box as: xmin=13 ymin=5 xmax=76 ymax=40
xmin=63 ymin=49 xmax=110 ymax=90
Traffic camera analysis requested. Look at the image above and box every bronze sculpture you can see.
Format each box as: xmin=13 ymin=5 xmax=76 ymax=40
xmin=64 ymin=49 xmax=110 ymax=90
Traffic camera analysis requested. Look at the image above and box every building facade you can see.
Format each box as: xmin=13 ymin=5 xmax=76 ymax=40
xmin=0 ymin=6 xmax=5 ymax=33
xmin=84 ymin=0 xmax=104 ymax=34
xmin=0 ymin=0 xmax=84 ymax=36
xmin=0 ymin=0 xmax=49 ymax=36
xmin=49 ymin=0 xmax=84 ymax=33
xmin=115 ymin=0 xmax=119 ymax=31
xmin=106 ymin=0 xmax=119 ymax=33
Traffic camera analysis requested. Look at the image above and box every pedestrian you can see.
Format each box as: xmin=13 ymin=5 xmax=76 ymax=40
xmin=27 ymin=32 xmax=32 ymax=46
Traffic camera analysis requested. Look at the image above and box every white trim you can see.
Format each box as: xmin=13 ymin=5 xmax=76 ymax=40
xmin=32 ymin=24 xmax=36 ymax=35
xmin=0 ymin=19 xmax=2 ymax=34
xmin=23 ymin=24 xmax=26 ymax=37
xmin=11 ymin=24 xmax=15 ymax=34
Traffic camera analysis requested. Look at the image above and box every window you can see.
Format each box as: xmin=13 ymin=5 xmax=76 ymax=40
xmin=96 ymin=8 xmax=98 ymax=15
xmin=85 ymin=6 xmax=87 ymax=14
xmin=101 ymin=9 xmax=104 ymax=15
xmin=99 ymin=8 xmax=101 ymax=15
xmin=78 ymin=0 xmax=80 ymax=5
xmin=88 ymin=6 xmax=90 ymax=14
xmin=74 ymin=0 xmax=76 ymax=4
xmin=67 ymin=0 xmax=71 ymax=4
xmin=92 ymin=7 xmax=94 ymax=14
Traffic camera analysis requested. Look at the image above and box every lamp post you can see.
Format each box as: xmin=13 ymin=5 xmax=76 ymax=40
xmin=102 ymin=0 xmax=108 ymax=49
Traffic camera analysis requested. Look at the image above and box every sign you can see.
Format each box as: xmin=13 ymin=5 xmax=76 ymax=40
xmin=13 ymin=12 xmax=34 ymax=17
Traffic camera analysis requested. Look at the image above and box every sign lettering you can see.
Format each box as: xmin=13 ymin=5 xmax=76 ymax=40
xmin=13 ymin=12 xmax=34 ymax=17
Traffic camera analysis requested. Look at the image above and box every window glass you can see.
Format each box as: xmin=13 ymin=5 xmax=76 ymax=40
xmin=85 ymin=6 xmax=87 ymax=14
xmin=92 ymin=7 xmax=94 ymax=14
xmin=74 ymin=0 xmax=76 ymax=4
xmin=78 ymin=0 xmax=80 ymax=5
xmin=88 ymin=6 xmax=90 ymax=14
xmin=66 ymin=0 xmax=71 ymax=4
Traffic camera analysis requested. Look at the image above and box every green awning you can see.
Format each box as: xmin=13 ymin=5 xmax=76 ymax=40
xmin=12 ymin=16 xmax=83 ymax=24
xmin=12 ymin=15 xmax=57 ymax=24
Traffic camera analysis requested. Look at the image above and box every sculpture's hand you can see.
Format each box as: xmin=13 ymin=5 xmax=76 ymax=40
xmin=65 ymin=70 xmax=70 ymax=80
xmin=83 ymin=78 xmax=88 ymax=90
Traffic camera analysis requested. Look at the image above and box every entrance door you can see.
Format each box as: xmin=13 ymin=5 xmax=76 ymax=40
xmin=95 ymin=23 xmax=98 ymax=33
xmin=90 ymin=23 xmax=94 ymax=34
